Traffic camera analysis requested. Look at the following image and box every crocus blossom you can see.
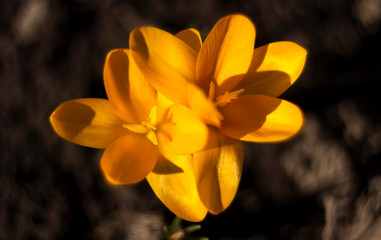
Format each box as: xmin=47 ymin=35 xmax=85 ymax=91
xmin=50 ymin=49 xmax=209 ymax=186
xmin=130 ymin=14 xmax=307 ymax=219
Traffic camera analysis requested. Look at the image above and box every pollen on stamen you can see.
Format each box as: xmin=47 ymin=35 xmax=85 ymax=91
xmin=123 ymin=123 xmax=148 ymax=134
xmin=214 ymin=88 xmax=244 ymax=107
xmin=146 ymin=130 xmax=158 ymax=145
xmin=208 ymin=82 xmax=216 ymax=101
xmin=122 ymin=106 xmax=159 ymax=145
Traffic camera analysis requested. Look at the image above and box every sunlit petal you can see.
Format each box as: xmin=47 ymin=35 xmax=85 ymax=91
xmin=157 ymin=104 xmax=209 ymax=154
xmin=128 ymin=50 xmax=157 ymax=121
xmin=147 ymin=153 xmax=208 ymax=222
xmin=104 ymin=49 xmax=156 ymax=122
xmin=100 ymin=134 xmax=158 ymax=185
xmin=235 ymin=42 xmax=307 ymax=97
xmin=50 ymin=98 xmax=128 ymax=149
xmin=192 ymin=129 xmax=244 ymax=214
xmin=220 ymin=95 xmax=304 ymax=142
xmin=130 ymin=26 xmax=197 ymax=104
xmin=196 ymin=14 xmax=255 ymax=94
xmin=103 ymin=49 xmax=137 ymax=122
xmin=176 ymin=28 xmax=202 ymax=53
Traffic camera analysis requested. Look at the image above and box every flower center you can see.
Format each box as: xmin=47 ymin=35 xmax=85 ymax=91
xmin=208 ymin=82 xmax=244 ymax=107
xmin=123 ymin=106 xmax=158 ymax=145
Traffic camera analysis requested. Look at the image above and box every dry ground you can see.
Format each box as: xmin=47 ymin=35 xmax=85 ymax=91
xmin=1 ymin=0 xmax=381 ymax=239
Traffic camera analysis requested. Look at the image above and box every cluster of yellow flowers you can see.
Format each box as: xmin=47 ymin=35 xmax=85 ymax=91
xmin=50 ymin=14 xmax=307 ymax=222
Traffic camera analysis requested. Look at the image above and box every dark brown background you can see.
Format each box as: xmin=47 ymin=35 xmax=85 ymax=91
xmin=1 ymin=0 xmax=381 ymax=239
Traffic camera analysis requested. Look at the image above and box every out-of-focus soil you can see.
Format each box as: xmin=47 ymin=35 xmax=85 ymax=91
xmin=1 ymin=0 xmax=381 ymax=239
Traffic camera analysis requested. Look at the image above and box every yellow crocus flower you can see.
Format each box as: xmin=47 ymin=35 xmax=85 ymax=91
xmin=129 ymin=14 xmax=307 ymax=220
xmin=50 ymin=49 xmax=209 ymax=189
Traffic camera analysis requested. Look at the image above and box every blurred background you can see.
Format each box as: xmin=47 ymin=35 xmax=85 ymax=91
xmin=1 ymin=0 xmax=381 ymax=239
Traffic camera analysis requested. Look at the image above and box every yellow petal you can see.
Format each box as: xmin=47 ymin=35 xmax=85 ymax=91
xmin=235 ymin=41 xmax=307 ymax=97
xmin=130 ymin=26 xmax=197 ymax=104
xmin=196 ymin=14 xmax=255 ymax=94
xmin=157 ymin=104 xmax=209 ymax=154
xmin=100 ymin=134 xmax=158 ymax=185
xmin=192 ymin=130 xmax=244 ymax=214
xmin=176 ymin=28 xmax=202 ymax=53
xmin=50 ymin=98 xmax=128 ymax=149
xmin=220 ymin=95 xmax=304 ymax=142
xmin=147 ymin=152 xmax=208 ymax=222
xmin=103 ymin=49 xmax=137 ymax=122
xmin=128 ymin=50 xmax=158 ymax=121
xmin=104 ymin=49 xmax=157 ymax=122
